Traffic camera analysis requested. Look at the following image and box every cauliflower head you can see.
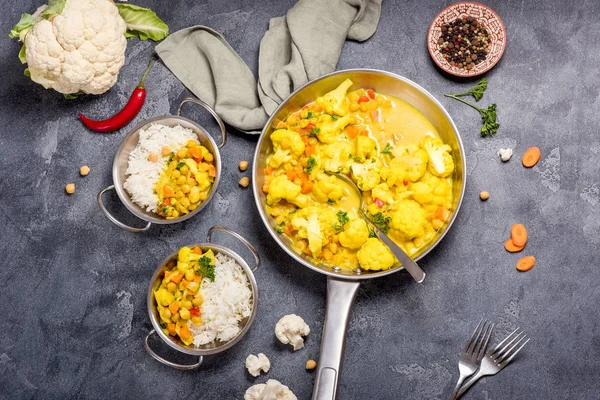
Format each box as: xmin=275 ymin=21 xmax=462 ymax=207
xmin=420 ymin=137 xmax=454 ymax=177
xmin=275 ymin=314 xmax=310 ymax=351
xmin=311 ymin=174 xmax=345 ymax=203
xmin=245 ymin=353 xmax=270 ymax=377
xmin=372 ymin=182 xmax=393 ymax=204
xmin=291 ymin=206 xmax=337 ymax=256
xmin=23 ymin=0 xmax=127 ymax=95
xmin=351 ymin=162 xmax=380 ymax=191
xmin=322 ymin=141 xmax=354 ymax=173
xmin=271 ymin=129 xmax=305 ymax=156
xmin=244 ymin=379 xmax=297 ymax=400
xmin=267 ymin=175 xmax=309 ymax=208
xmin=317 ymin=114 xmax=352 ymax=144
xmin=392 ymin=144 xmax=428 ymax=182
xmin=355 ymin=136 xmax=377 ymax=160
xmin=339 ymin=219 xmax=370 ymax=249
xmin=390 ymin=200 xmax=427 ymax=239
xmin=315 ymin=78 xmax=353 ymax=116
xmin=357 ymin=238 xmax=395 ymax=271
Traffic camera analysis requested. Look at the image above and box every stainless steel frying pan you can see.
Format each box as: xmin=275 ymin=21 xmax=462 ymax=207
xmin=252 ymin=69 xmax=466 ymax=399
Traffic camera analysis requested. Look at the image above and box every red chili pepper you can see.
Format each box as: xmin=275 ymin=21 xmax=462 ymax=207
xmin=79 ymin=56 xmax=155 ymax=133
xmin=374 ymin=198 xmax=384 ymax=208
xmin=190 ymin=308 xmax=200 ymax=317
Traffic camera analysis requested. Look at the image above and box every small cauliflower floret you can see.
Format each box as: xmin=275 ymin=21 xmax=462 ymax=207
xmin=351 ymin=162 xmax=380 ymax=191
xmin=267 ymin=175 xmax=309 ymax=208
xmin=311 ymin=174 xmax=344 ymax=203
xmin=390 ymin=200 xmax=427 ymax=239
xmin=315 ymin=78 xmax=353 ymax=116
xmin=339 ymin=219 xmax=369 ymax=249
xmin=267 ymin=148 xmax=292 ymax=169
xmin=245 ymin=353 xmax=270 ymax=377
xmin=409 ymin=181 xmax=434 ymax=205
xmin=420 ymin=137 xmax=454 ymax=177
xmin=372 ymin=182 xmax=393 ymax=204
xmin=317 ymin=114 xmax=352 ymax=144
xmin=355 ymin=136 xmax=377 ymax=160
xmin=291 ymin=206 xmax=337 ymax=257
xmin=271 ymin=129 xmax=305 ymax=156
xmin=275 ymin=314 xmax=310 ymax=351
xmin=420 ymin=173 xmax=453 ymax=208
xmin=357 ymin=238 xmax=395 ymax=271
xmin=391 ymin=144 xmax=428 ymax=182
xmin=244 ymin=379 xmax=297 ymax=400
xmin=322 ymin=141 xmax=354 ymax=173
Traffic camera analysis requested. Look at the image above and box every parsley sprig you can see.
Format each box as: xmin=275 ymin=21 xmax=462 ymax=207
xmin=445 ymin=77 xmax=499 ymax=136
xmin=381 ymin=143 xmax=393 ymax=155
xmin=333 ymin=211 xmax=349 ymax=232
xmin=305 ymin=156 xmax=317 ymax=174
xmin=370 ymin=212 xmax=391 ymax=234
xmin=195 ymin=256 xmax=215 ymax=282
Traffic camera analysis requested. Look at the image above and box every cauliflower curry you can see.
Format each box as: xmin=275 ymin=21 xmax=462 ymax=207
xmin=263 ymin=80 xmax=454 ymax=271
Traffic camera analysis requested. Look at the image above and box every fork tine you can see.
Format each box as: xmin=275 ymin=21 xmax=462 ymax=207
xmin=499 ymin=337 xmax=530 ymax=368
xmin=491 ymin=327 xmax=520 ymax=355
xmin=496 ymin=334 xmax=528 ymax=364
xmin=472 ymin=321 xmax=491 ymax=358
xmin=493 ymin=332 xmax=525 ymax=360
xmin=464 ymin=318 xmax=484 ymax=353
xmin=476 ymin=322 xmax=494 ymax=360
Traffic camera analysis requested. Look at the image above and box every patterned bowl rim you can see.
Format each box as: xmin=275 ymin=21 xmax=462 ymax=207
xmin=427 ymin=1 xmax=507 ymax=77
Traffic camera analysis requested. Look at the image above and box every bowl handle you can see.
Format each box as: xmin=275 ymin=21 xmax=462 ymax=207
xmin=312 ymin=277 xmax=360 ymax=400
xmin=207 ymin=226 xmax=260 ymax=273
xmin=144 ymin=330 xmax=203 ymax=370
xmin=177 ymin=97 xmax=226 ymax=149
xmin=97 ymin=185 xmax=151 ymax=233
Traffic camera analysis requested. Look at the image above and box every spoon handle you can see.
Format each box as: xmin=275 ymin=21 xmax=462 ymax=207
xmin=370 ymin=222 xmax=426 ymax=283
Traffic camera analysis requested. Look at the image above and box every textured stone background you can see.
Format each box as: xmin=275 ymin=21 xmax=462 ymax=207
xmin=1 ymin=0 xmax=599 ymax=399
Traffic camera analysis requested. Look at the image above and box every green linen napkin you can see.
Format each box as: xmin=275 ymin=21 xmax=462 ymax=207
xmin=155 ymin=0 xmax=382 ymax=133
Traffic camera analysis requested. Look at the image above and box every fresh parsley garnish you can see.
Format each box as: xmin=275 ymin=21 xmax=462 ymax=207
xmin=331 ymin=115 xmax=339 ymax=121
xmin=195 ymin=256 xmax=215 ymax=282
xmin=307 ymin=111 xmax=314 ymax=119
xmin=381 ymin=143 xmax=393 ymax=155
xmin=289 ymin=209 xmax=297 ymax=214
xmin=445 ymin=77 xmax=499 ymax=136
xmin=275 ymin=226 xmax=284 ymax=234
xmin=327 ymin=199 xmax=335 ymax=205
xmin=333 ymin=211 xmax=350 ymax=232
xmin=305 ymin=156 xmax=317 ymax=174
xmin=368 ymin=226 xmax=377 ymax=238
xmin=167 ymin=152 xmax=175 ymax=163
xmin=160 ymin=322 xmax=167 ymax=329
xmin=175 ymin=161 xmax=186 ymax=170
xmin=448 ymin=77 xmax=487 ymax=102
xmin=161 ymin=206 xmax=169 ymax=214
xmin=370 ymin=158 xmax=376 ymax=163
xmin=371 ymin=212 xmax=391 ymax=234
xmin=308 ymin=127 xmax=320 ymax=137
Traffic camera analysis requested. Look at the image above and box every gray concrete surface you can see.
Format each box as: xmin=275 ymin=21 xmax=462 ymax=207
xmin=1 ymin=0 xmax=599 ymax=399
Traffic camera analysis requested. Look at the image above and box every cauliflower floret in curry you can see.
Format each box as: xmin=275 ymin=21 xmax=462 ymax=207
xmin=355 ymin=136 xmax=378 ymax=160
xmin=357 ymin=238 xmax=395 ymax=271
xmin=389 ymin=199 xmax=427 ymax=239
xmin=322 ymin=141 xmax=354 ymax=173
xmin=268 ymin=129 xmax=305 ymax=168
xmin=339 ymin=219 xmax=370 ymax=249
xmin=311 ymin=174 xmax=345 ymax=203
xmin=315 ymin=78 xmax=353 ymax=116
xmin=267 ymin=175 xmax=310 ymax=208
xmin=317 ymin=114 xmax=352 ymax=144
xmin=350 ymin=162 xmax=380 ymax=191
xmin=291 ymin=206 xmax=337 ymax=257
xmin=421 ymin=137 xmax=454 ymax=177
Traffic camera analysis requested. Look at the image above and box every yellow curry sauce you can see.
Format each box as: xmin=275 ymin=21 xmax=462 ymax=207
xmin=155 ymin=140 xmax=216 ymax=219
xmin=263 ymin=79 xmax=454 ymax=271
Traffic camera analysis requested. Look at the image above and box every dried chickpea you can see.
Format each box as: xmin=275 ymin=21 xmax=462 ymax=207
xmin=180 ymin=165 xmax=189 ymax=175
xmin=306 ymin=360 xmax=317 ymax=370
xmin=480 ymin=191 xmax=490 ymax=201
xmin=287 ymin=115 xmax=298 ymax=125
xmin=79 ymin=165 xmax=90 ymax=176
xmin=182 ymin=300 xmax=193 ymax=310
xmin=179 ymin=308 xmax=191 ymax=320
xmin=239 ymin=177 xmax=250 ymax=188
xmin=184 ymin=269 xmax=195 ymax=281
xmin=162 ymin=146 xmax=171 ymax=156
xmin=239 ymin=160 xmax=249 ymax=171
xmin=187 ymin=140 xmax=197 ymax=148
xmin=177 ymin=176 xmax=187 ymax=185
xmin=65 ymin=183 xmax=75 ymax=194
xmin=148 ymin=152 xmax=159 ymax=162
xmin=204 ymin=153 xmax=214 ymax=162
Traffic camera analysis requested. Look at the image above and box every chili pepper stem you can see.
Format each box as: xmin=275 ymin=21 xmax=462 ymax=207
xmin=444 ymin=94 xmax=484 ymax=115
xmin=138 ymin=55 xmax=156 ymax=88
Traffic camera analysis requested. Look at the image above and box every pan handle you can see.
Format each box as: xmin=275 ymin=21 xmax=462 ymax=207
xmin=177 ymin=97 xmax=226 ymax=149
xmin=207 ymin=226 xmax=260 ymax=273
xmin=97 ymin=185 xmax=151 ymax=232
xmin=312 ymin=277 xmax=360 ymax=400
xmin=144 ymin=330 xmax=203 ymax=370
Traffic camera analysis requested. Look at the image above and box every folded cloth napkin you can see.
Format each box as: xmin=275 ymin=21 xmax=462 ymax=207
xmin=155 ymin=0 xmax=382 ymax=133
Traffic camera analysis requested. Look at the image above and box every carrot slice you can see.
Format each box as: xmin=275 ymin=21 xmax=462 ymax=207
xmin=504 ymin=238 xmax=525 ymax=253
xmin=522 ymin=147 xmax=541 ymax=168
xmin=346 ymin=125 xmax=359 ymax=138
xmin=511 ymin=224 xmax=528 ymax=247
xmin=192 ymin=246 xmax=202 ymax=255
xmin=301 ymin=181 xmax=313 ymax=194
xmin=163 ymin=185 xmax=175 ymax=198
xmin=304 ymin=145 xmax=316 ymax=157
xmin=516 ymin=256 xmax=536 ymax=272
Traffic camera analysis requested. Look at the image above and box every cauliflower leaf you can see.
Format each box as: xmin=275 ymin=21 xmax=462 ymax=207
xmin=116 ymin=4 xmax=169 ymax=41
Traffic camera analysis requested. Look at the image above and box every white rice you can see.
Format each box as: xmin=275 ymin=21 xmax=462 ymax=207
xmin=189 ymin=252 xmax=254 ymax=346
xmin=123 ymin=124 xmax=198 ymax=212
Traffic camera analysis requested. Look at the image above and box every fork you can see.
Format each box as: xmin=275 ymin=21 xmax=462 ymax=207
xmin=456 ymin=327 xmax=530 ymax=398
xmin=449 ymin=319 xmax=495 ymax=400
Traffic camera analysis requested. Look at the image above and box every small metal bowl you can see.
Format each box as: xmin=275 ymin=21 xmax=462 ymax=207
xmin=98 ymin=98 xmax=226 ymax=232
xmin=144 ymin=226 xmax=260 ymax=370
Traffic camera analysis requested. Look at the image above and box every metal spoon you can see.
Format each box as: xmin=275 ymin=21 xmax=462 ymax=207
xmin=328 ymin=172 xmax=426 ymax=283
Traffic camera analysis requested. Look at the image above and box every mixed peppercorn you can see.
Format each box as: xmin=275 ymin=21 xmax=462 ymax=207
xmin=437 ymin=16 xmax=491 ymax=71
